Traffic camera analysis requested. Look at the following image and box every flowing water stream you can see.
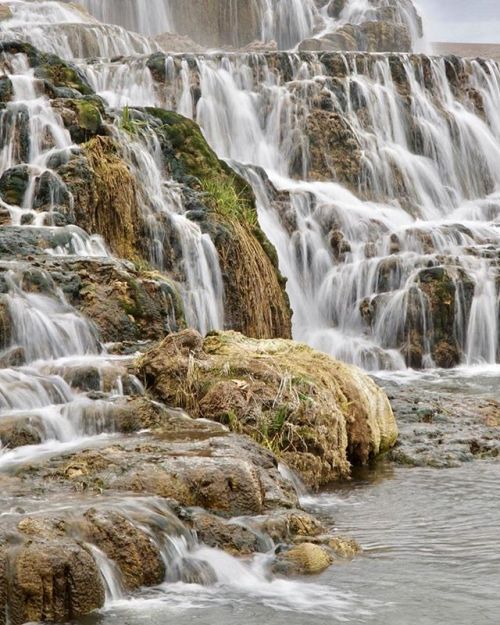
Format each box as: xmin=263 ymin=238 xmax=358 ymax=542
xmin=0 ymin=1 xmax=498 ymax=623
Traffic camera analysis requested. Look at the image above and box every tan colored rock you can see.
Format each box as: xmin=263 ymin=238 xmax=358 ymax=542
xmin=249 ymin=510 xmax=326 ymax=544
xmin=81 ymin=509 xmax=165 ymax=589
xmin=189 ymin=511 xmax=266 ymax=555
xmin=305 ymin=109 xmax=362 ymax=184
xmin=7 ymin=539 xmax=105 ymax=625
xmin=275 ymin=542 xmax=333 ymax=575
xmin=328 ymin=536 xmax=361 ymax=558
xmin=138 ymin=330 xmax=398 ymax=488
xmin=0 ymin=5 xmax=12 ymax=21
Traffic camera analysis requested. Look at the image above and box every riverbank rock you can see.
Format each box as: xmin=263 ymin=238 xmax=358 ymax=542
xmin=138 ymin=329 xmax=398 ymax=487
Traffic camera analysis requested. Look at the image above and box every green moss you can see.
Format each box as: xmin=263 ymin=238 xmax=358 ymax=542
xmin=144 ymin=108 xmax=252 ymax=196
xmin=0 ymin=42 xmax=92 ymax=95
xmin=75 ymin=100 xmax=102 ymax=133
xmin=120 ymin=105 xmax=148 ymax=135
xmin=200 ymin=177 xmax=257 ymax=227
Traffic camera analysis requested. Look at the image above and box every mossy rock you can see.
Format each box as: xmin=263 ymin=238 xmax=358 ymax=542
xmin=52 ymin=97 xmax=105 ymax=143
xmin=0 ymin=41 xmax=92 ymax=95
xmin=139 ymin=108 xmax=292 ymax=339
xmin=137 ymin=329 xmax=398 ymax=488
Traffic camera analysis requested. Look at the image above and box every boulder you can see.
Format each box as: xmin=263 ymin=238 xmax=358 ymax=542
xmin=273 ymin=542 xmax=333 ymax=575
xmin=6 ymin=539 xmax=104 ymax=625
xmin=304 ymin=109 xmax=362 ymax=184
xmin=138 ymin=330 xmax=398 ymax=488
xmin=81 ymin=509 xmax=165 ymax=589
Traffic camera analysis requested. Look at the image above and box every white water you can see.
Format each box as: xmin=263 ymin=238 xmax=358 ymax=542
xmin=77 ymin=0 xmax=318 ymax=50
xmin=82 ymin=50 xmax=500 ymax=370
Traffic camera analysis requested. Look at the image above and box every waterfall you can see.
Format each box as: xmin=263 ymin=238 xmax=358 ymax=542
xmin=76 ymin=0 xmax=318 ymax=49
xmin=84 ymin=51 xmax=499 ymax=369
xmin=0 ymin=2 xmax=498 ymax=622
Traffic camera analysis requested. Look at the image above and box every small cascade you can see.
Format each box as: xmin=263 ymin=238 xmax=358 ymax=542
xmin=87 ymin=545 xmax=126 ymax=602
xmin=0 ymin=49 xmax=109 ymax=254
xmin=0 ymin=44 xmax=224 ymax=331
xmin=110 ymin=125 xmax=224 ymax=333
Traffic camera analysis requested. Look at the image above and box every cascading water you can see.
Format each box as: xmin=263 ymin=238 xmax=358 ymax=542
xmin=76 ymin=0 xmax=319 ymax=50
xmin=83 ymin=50 xmax=499 ymax=370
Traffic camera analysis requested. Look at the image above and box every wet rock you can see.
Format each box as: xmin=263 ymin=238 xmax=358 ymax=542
xmin=58 ymin=258 xmax=184 ymax=343
xmin=38 ymin=416 xmax=298 ymax=516
xmin=247 ymin=510 xmax=326 ymax=545
xmin=0 ymin=301 xmax=12 ymax=351
xmin=138 ymin=329 xmax=398 ymax=488
xmin=0 ymin=165 xmax=29 ymax=206
xmin=415 ymin=266 xmax=475 ymax=368
xmin=381 ymin=380 xmax=500 ymax=467
xmin=0 ymin=417 xmax=43 ymax=448
xmin=326 ymin=536 xmax=362 ymax=558
xmin=6 ymin=539 xmax=105 ymax=625
xmin=188 ymin=510 xmax=269 ymax=555
xmin=0 ymin=76 xmax=13 ymax=103
xmin=82 ymin=509 xmax=165 ymax=589
xmin=51 ymin=97 xmax=105 ymax=143
xmin=304 ymin=110 xmax=362 ymax=185
xmin=173 ymin=558 xmax=217 ymax=585
xmin=273 ymin=542 xmax=333 ymax=575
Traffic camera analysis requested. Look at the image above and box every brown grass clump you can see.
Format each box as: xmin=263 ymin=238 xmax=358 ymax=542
xmin=137 ymin=329 xmax=398 ymax=488
xmin=82 ymin=136 xmax=141 ymax=260
xmin=60 ymin=136 xmax=143 ymax=261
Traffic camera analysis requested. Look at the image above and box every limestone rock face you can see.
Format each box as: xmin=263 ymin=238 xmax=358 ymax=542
xmin=138 ymin=329 xmax=398 ymax=487
xmin=301 ymin=0 xmax=423 ymax=53
xmin=165 ymin=0 xmax=262 ymax=49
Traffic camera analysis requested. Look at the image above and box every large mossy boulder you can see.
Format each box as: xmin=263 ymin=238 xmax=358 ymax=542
xmin=137 ymin=329 xmax=398 ymax=488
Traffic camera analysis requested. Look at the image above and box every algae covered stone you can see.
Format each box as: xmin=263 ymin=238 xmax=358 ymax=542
xmin=138 ymin=329 xmax=398 ymax=488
